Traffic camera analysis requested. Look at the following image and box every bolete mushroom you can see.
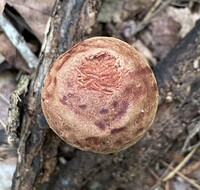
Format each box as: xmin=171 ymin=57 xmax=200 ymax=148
xmin=41 ymin=37 xmax=158 ymax=154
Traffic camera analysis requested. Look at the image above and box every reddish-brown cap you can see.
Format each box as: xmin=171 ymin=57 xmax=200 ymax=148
xmin=41 ymin=37 xmax=158 ymax=154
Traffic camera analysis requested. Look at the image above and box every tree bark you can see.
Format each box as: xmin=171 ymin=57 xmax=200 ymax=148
xmin=11 ymin=1 xmax=103 ymax=189
xmin=11 ymin=1 xmax=200 ymax=189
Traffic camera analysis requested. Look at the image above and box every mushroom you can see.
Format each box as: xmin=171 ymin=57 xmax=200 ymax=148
xmin=41 ymin=37 xmax=158 ymax=154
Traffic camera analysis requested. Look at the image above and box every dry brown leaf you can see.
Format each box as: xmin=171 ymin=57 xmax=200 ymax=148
xmin=151 ymin=16 xmax=181 ymax=59
xmin=7 ymin=0 xmax=56 ymax=42
xmin=167 ymin=6 xmax=200 ymax=38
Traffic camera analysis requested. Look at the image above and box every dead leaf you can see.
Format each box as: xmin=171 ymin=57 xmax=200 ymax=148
xmin=7 ymin=0 xmax=56 ymax=42
xmin=151 ymin=16 xmax=181 ymax=59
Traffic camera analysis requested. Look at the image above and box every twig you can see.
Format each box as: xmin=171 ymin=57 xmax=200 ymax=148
xmin=150 ymin=162 xmax=174 ymax=190
xmin=182 ymin=120 xmax=200 ymax=152
xmin=150 ymin=147 xmax=198 ymax=190
xmin=143 ymin=0 xmax=171 ymax=23
xmin=0 ymin=118 xmax=6 ymax=130
xmin=181 ymin=160 xmax=200 ymax=175
xmin=163 ymin=147 xmax=198 ymax=181
xmin=161 ymin=160 xmax=200 ymax=190
xmin=0 ymin=13 xmax=38 ymax=69
xmin=165 ymin=180 xmax=170 ymax=190
xmin=148 ymin=167 xmax=160 ymax=180
xmin=133 ymin=0 xmax=173 ymax=36
xmin=0 ymin=93 xmax=10 ymax=105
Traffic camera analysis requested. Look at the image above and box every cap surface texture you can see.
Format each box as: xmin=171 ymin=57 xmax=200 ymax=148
xmin=41 ymin=37 xmax=158 ymax=154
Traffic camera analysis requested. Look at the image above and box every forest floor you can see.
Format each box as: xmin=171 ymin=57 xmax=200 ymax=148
xmin=0 ymin=0 xmax=200 ymax=190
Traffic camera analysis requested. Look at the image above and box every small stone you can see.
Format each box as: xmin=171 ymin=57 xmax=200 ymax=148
xmin=193 ymin=59 xmax=199 ymax=69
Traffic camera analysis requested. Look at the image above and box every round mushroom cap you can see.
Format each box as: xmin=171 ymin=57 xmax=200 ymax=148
xmin=41 ymin=37 xmax=159 ymax=154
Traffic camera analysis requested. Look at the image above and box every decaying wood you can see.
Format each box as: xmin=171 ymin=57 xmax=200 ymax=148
xmin=6 ymin=74 xmax=30 ymax=147
xmin=10 ymin=0 xmax=200 ymax=189
xmin=11 ymin=0 xmax=103 ymax=190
